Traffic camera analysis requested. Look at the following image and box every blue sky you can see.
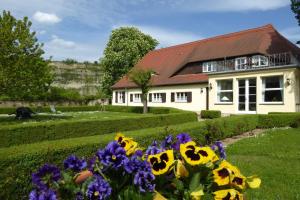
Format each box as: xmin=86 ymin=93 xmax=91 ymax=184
xmin=1 ymin=0 xmax=299 ymax=62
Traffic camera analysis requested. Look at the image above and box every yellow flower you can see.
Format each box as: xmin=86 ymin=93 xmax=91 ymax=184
xmin=180 ymin=141 xmax=219 ymax=166
xmin=175 ymin=160 xmax=189 ymax=178
xmin=153 ymin=191 xmax=168 ymax=200
xmin=213 ymin=189 xmax=243 ymax=200
xmin=148 ymin=150 xmax=174 ymax=176
xmin=213 ymin=161 xmax=246 ymax=189
xmin=190 ymin=189 xmax=204 ymax=200
xmin=246 ymin=176 xmax=261 ymax=189
xmin=115 ymin=133 xmax=138 ymax=156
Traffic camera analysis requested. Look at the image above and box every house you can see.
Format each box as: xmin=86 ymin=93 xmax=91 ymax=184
xmin=112 ymin=24 xmax=300 ymax=114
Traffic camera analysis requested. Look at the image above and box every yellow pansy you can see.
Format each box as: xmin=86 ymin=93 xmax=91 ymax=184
xmin=175 ymin=160 xmax=189 ymax=178
xmin=213 ymin=189 xmax=243 ymax=200
xmin=190 ymin=189 xmax=204 ymax=200
xmin=115 ymin=133 xmax=138 ymax=156
xmin=153 ymin=191 xmax=168 ymax=200
xmin=246 ymin=176 xmax=261 ymax=189
xmin=148 ymin=150 xmax=174 ymax=176
xmin=180 ymin=141 xmax=219 ymax=166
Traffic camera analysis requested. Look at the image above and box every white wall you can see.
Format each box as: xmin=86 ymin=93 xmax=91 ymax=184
xmin=112 ymin=84 xmax=208 ymax=112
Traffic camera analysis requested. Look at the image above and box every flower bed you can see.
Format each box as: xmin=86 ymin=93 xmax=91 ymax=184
xmin=29 ymin=133 xmax=261 ymax=199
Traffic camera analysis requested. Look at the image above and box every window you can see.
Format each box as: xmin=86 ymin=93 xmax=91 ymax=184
xmin=235 ymin=57 xmax=247 ymax=70
xmin=171 ymin=92 xmax=192 ymax=103
xmin=133 ymin=93 xmax=141 ymax=103
xmin=115 ymin=91 xmax=125 ymax=103
xmin=217 ymin=80 xmax=233 ymax=103
xmin=252 ymin=55 xmax=268 ymax=67
xmin=153 ymin=93 xmax=162 ymax=103
xmin=262 ymin=76 xmax=283 ymax=103
xmin=202 ymin=61 xmax=217 ymax=72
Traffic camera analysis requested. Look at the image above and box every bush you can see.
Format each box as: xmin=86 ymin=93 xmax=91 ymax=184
xmin=46 ymin=87 xmax=82 ymax=101
xmin=201 ymin=110 xmax=221 ymax=119
xmin=257 ymin=113 xmax=300 ymax=128
xmin=0 ymin=112 xmax=197 ymax=148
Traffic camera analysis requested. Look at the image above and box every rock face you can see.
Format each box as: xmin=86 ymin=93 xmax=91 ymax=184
xmin=50 ymin=61 xmax=103 ymax=96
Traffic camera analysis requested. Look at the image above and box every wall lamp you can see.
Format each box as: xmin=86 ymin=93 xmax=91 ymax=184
xmin=209 ymin=83 xmax=213 ymax=90
xmin=286 ymin=78 xmax=292 ymax=86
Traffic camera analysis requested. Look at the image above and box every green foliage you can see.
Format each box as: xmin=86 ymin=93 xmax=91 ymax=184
xmin=257 ymin=113 xmax=300 ymax=128
xmin=0 ymin=112 xmax=197 ymax=147
xmin=0 ymin=11 xmax=53 ymax=100
xmin=200 ymin=110 xmax=221 ymax=119
xmin=291 ymin=0 xmax=300 ymax=25
xmin=62 ymin=58 xmax=78 ymax=65
xmin=46 ymin=86 xmax=82 ymax=101
xmin=100 ymin=27 xmax=158 ymax=96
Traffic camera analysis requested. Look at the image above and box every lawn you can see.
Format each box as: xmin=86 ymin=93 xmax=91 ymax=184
xmin=227 ymin=128 xmax=300 ymax=200
xmin=0 ymin=111 xmax=147 ymax=126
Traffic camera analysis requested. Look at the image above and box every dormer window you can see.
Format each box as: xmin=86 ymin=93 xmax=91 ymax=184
xmin=235 ymin=57 xmax=247 ymax=70
xmin=252 ymin=55 xmax=268 ymax=67
xmin=202 ymin=61 xmax=217 ymax=72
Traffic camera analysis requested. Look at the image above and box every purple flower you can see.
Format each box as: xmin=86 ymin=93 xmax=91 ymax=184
xmin=75 ymin=192 xmax=84 ymax=200
xmin=145 ymin=140 xmax=162 ymax=156
xmin=124 ymin=156 xmax=152 ymax=174
xmin=160 ymin=135 xmax=173 ymax=149
xmin=211 ymin=141 xmax=226 ymax=159
xmin=29 ymin=189 xmax=57 ymax=200
xmin=134 ymin=149 xmax=143 ymax=157
xmin=133 ymin=170 xmax=155 ymax=193
xmin=173 ymin=133 xmax=192 ymax=150
xmin=64 ymin=155 xmax=87 ymax=172
xmin=32 ymin=164 xmax=61 ymax=190
xmin=86 ymin=176 xmax=112 ymax=200
xmin=97 ymin=141 xmax=128 ymax=169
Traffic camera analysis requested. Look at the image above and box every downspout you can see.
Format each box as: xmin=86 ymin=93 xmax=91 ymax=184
xmin=126 ymin=88 xmax=129 ymax=107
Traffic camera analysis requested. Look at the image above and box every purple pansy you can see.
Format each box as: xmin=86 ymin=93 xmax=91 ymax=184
xmin=124 ymin=156 xmax=152 ymax=174
xmin=211 ymin=141 xmax=226 ymax=159
xmin=133 ymin=170 xmax=155 ymax=193
xmin=145 ymin=140 xmax=162 ymax=156
xmin=64 ymin=155 xmax=87 ymax=172
xmin=86 ymin=176 xmax=112 ymax=200
xmin=29 ymin=189 xmax=57 ymax=200
xmin=173 ymin=133 xmax=192 ymax=150
xmin=75 ymin=192 xmax=84 ymax=200
xmin=32 ymin=164 xmax=61 ymax=190
xmin=160 ymin=135 xmax=173 ymax=149
xmin=97 ymin=141 xmax=128 ymax=169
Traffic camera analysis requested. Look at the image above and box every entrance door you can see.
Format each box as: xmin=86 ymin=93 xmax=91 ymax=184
xmin=238 ymin=78 xmax=257 ymax=113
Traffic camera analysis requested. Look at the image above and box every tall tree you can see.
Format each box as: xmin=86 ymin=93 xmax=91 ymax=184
xmin=100 ymin=27 xmax=158 ymax=97
xmin=0 ymin=11 xmax=52 ymax=100
xmin=129 ymin=69 xmax=153 ymax=114
xmin=291 ymin=0 xmax=300 ymax=25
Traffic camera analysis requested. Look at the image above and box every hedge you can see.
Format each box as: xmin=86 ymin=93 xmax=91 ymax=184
xmin=200 ymin=110 xmax=221 ymax=119
xmin=257 ymin=113 xmax=300 ymax=128
xmin=0 ymin=112 xmax=197 ymax=148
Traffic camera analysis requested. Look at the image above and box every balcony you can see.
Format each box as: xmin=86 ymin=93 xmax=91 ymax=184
xmin=206 ymin=52 xmax=299 ymax=74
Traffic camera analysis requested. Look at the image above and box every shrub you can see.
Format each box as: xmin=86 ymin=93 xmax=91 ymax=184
xmin=257 ymin=113 xmax=300 ymax=128
xmin=46 ymin=87 xmax=82 ymax=101
xmin=201 ymin=110 xmax=221 ymax=119
xmin=0 ymin=112 xmax=197 ymax=148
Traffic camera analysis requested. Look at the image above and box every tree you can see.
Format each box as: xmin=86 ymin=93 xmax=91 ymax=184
xmin=0 ymin=11 xmax=52 ymax=100
xmin=129 ymin=69 xmax=153 ymax=114
xmin=291 ymin=0 xmax=300 ymax=43
xmin=100 ymin=27 xmax=158 ymax=97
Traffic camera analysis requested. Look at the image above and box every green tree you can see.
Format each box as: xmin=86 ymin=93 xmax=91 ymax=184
xmin=129 ymin=69 xmax=153 ymax=114
xmin=0 ymin=11 xmax=52 ymax=100
xmin=291 ymin=0 xmax=300 ymax=43
xmin=100 ymin=27 xmax=158 ymax=97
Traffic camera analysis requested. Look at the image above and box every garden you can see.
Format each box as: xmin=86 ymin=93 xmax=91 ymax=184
xmin=0 ymin=106 xmax=299 ymax=199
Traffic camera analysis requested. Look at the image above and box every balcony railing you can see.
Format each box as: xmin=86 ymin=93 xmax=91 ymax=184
xmin=208 ymin=52 xmax=298 ymax=73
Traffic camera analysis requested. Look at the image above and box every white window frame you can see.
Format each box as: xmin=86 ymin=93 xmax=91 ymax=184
xmin=133 ymin=93 xmax=142 ymax=103
xmin=217 ymin=80 xmax=233 ymax=104
xmin=202 ymin=61 xmax=217 ymax=72
xmin=252 ymin=55 xmax=268 ymax=67
xmin=235 ymin=57 xmax=247 ymax=70
xmin=175 ymin=92 xmax=188 ymax=103
xmin=152 ymin=93 xmax=162 ymax=103
xmin=262 ymin=76 xmax=284 ymax=103
xmin=117 ymin=91 xmax=125 ymax=104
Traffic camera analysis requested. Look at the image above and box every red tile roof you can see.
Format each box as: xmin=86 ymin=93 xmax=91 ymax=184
xmin=112 ymin=24 xmax=300 ymax=89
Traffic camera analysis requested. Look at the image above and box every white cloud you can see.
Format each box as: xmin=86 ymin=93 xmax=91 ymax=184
xmin=47 ymin=35 xmax=76 ymax=49
xmin=114 ymin=24 xmax=202 ymax=47
xmin=33 ymin=11 xmax=61 ymax=24
xmin=37 ymin=30 xmax=47 ymax=35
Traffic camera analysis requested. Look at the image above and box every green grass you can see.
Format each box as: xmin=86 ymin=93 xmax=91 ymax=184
xmin=227 ymin=128 xmax=300 ymax=200
xmin=0 ymin=111 xmax=145 ymax=126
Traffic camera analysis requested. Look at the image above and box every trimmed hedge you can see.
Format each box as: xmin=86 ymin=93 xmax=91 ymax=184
xmin=0 ymin=112 xmax=197 ymax=148
xmin=257 ymin=113 xmax=300 ymax=128
xmin=201 ymin=110 xmax=221 ymax=119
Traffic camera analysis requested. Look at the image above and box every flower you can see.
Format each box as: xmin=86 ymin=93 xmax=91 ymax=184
xmin=161 ymin=135 xmax=173 ymax=149
xmin=175 ymin=160 xmax=189 ymax=178
xmin=64 ymin=155 xmax=87 ymax=172
xmin=124 ymin=155 xmax=151 ymax=174
xmin=173 ymin=133 xmax=192 ymax=150
xmin=97 ymin=141 xmax=128 ymax=169
xmin=86 ymin=176 xmax=112 ymax=200
xmin=180 ymin=141 xmax=219 ymax=166
xmin=133 ymin=170 xmax=155 ymax=193
xmin=75 ymin=192 xmax=84 ymax=200
xmin=213 ymin=189 xmax=243 ymax=200
xmin=32 ymin=164 xmax=61 ymax=190
xmin=190 ymin=189 xmax=204 ymax=200
xmin=29 ymin=189 xmax=57 ymax=200
xmin=148 ymin=150 xmax=174 ymax=175
xmin=74 ymin=170 xmax=93 ymax=184
xmin=246 ymin=176 xmax=261 ymax=189
xmin=211 ymin=141 xmax=226 ymax=159
xmin=145 ymin=140 xmax=162 ymax=156
xmin=115 ymin=133 xmax=138 ymax=156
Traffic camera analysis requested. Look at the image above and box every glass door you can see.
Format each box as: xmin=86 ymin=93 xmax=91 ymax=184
xmin=238 ymin=78 xmax=256 ymax=112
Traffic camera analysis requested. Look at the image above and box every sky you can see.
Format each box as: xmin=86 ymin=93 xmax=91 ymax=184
xmin=1 ymin=0 xmax=299 ymax=62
